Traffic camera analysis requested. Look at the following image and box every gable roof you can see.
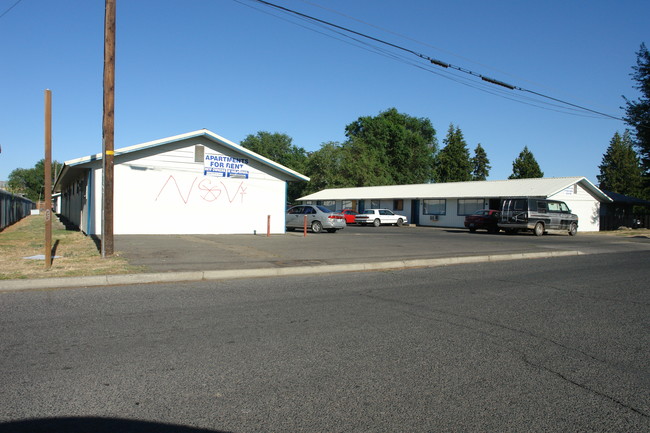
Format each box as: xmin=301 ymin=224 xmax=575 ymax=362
xmin=54 ymin=129 xmax=309 ymax=190
xmin=298 ymin=177 xmax=612 ymax=202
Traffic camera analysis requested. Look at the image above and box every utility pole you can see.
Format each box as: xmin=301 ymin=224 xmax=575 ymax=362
xmin=102 ymin=0 xmax=115 ymax=257
xmin=44 ymin=89 xmax=52 ymax=270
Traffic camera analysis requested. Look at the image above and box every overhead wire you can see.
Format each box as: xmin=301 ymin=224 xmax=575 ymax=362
xmin=244 ymin=0 xmax=625 ymax=122
xmin=0 ymin=0 xmax=23 ymax=19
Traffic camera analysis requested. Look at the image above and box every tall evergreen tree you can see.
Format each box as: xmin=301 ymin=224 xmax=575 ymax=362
xmin=435 ymin=124 xmax=472 ymax=183
xmin=343 ymin=108 xmax=437 ymax=185
xmin=509 ymin=146 xmax=544 ymax=179
xmin=597 ymin=131 xmax=643 ymax=196
xmin=623 ymin=43 xmax=650 ymax=198
xmin=471 ymin=143 xmax=491 ymax=181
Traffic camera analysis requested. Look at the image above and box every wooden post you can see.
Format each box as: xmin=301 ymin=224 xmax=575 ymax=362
xmin=267 ymin=215 xmax=271 ymax=237
xmin=44 ymin=89 xmax=52 ymax=270
xmin=102 ymin=0 xmax=115 ymax=257
xmin=303 ymin=215 xmax=307 ymax=237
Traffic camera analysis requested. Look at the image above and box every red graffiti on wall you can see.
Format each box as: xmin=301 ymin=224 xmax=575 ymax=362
xmin=156 ymin=175 xmax=247 ymax=204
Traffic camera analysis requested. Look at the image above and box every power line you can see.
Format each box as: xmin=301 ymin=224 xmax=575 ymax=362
xmin=247 ymin=0 xmax=625 ymax=122
xmin=0 ymin=0 xmax=23 ymax=19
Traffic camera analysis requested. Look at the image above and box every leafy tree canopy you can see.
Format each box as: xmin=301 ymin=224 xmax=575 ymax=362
xmin=343 ymin=108 xmax=437 ymax=185
xmin=240 ymin=131 xmax=308 ymax=202
xmin=7 ymin=159 xmax=62 ymax=202
xmin=471 ymin=143 xmax=491 ymax=181
xmin=597 ymin=131 xmax=643 ymax=196
xmin=623 ymin=43 xmax=650 ymax=197
xmin=435 ymin=124 xmax=472 ymax=183
xmin=302 ymin=142 xmax=348 ymax=195
xmin=508 ymin=146 xmax=544 ymax=179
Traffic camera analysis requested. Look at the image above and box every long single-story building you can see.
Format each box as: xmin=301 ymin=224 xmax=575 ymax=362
xmin=298 ymin=177 xmax=612 ymax=232
xmin=54 ymin=129 xmax=309 ymax=235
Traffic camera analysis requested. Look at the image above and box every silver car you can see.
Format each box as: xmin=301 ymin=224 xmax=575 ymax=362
xmin=286 ymin=205 xmax=346 ymax=233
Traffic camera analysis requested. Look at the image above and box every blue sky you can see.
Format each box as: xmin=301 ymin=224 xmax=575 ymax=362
xmin=1 ymin=0 xmax=647 ymax=185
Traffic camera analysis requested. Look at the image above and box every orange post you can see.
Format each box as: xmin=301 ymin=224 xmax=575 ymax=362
xmin=303 ymin=215 xmax=307 ymax=237
xmin=267 ymin=215 xmax=270 ymax=237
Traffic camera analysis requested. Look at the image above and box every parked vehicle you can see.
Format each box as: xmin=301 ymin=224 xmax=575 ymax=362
xmin=464 ymin=209 xmax=500 ymax=233
xmin=355 ymin=209 xmax=408 ymax=227
xmin=498 ymin=198 xmax=578 ymax=236
xmin=286 ymin=205 xmax=346 ymax=233
xmin=336 ymin=209 xmax=359 ymax=224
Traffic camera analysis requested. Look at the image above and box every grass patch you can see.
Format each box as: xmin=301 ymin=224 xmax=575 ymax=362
xmin=0 ymin=215 xmax=143 ymax=280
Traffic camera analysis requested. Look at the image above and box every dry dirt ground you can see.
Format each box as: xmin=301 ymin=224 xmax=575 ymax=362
xmin=0 ymin=214 xmax=142 ymax=280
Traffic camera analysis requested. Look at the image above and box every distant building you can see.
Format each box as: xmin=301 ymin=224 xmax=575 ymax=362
xmin=298 ymin=177 xmax=612 ymax=232
xmin=54 ymin=129 xmax=309 ymax=235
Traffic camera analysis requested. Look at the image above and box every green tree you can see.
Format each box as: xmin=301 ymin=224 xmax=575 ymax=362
xmin=623 ymin=43 xmax=650 ymax=198
xmin=508 ymin=146 xmax=544 ymax=179
xmin=471 ymin=143 xmax=491 ymax=181
xmin=240 ymin=131 xmax=308 ymax=202
xmin=435 ymin=124 xmax=472 ymax=183
xmin=597 ymin=131 xmax=643 ymax=196
xmin=343 ymin=108 xmax=437 ymax=185
xmin=7 ymin=159 xmax=62 ymax=202
xmin=303 ymin=142 xmax=347 ymax=195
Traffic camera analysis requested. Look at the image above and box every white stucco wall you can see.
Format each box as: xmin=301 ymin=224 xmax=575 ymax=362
xmin=81 ymin=138 xmax=291 ymax=235
xmin=548 ymin=184 xmax=601 ymax=232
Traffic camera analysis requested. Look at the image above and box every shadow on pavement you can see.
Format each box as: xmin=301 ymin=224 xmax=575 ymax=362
xmin=0 ymin=417 xmax=231 ymax=433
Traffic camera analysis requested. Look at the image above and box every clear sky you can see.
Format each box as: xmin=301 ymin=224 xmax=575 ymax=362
xmin=1 ymin=0 xmax=647 ymax=186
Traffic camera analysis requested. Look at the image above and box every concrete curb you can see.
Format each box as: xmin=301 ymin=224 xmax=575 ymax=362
xmin=0 ymin=250 xmax=583 ymax=292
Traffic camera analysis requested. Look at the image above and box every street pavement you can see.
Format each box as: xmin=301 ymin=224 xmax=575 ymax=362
xmin=2 ymin=225 xmax=650 ymax=291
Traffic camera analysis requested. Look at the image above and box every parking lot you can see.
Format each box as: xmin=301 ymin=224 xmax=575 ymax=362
xmin=114 ymin=224 xmax=650 ymax=273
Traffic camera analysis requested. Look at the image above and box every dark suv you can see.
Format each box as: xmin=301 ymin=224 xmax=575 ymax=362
xmin=498 ymin=198 xmax=578 ymax=236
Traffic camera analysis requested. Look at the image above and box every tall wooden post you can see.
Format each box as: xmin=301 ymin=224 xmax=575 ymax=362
xmin=102 ymin=0 xmax=115 ymax=257
xmin=44 ymin=89 xmax=52 ymax=270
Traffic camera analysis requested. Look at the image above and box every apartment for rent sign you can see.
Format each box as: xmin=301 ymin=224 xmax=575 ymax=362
xmin=204 ymin=153 xmax=250 ymax=179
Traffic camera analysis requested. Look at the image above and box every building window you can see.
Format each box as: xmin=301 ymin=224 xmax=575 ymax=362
xmin=393 ymin=199 xmax=404 ymax=211
xmin=423 ymin=199 xmax=446 ymax=215
xmin=323 ymin=200 xmax=336 ymax=209
xmin=341 ymin=200 xmax=352 ymax=210
xmin=371 ymin=200 xmax=380 ymax=208
xmin=194 ymin=145 xmax=204 ymax=163
xmin=457 ymin=199 xmax=483 ymax=216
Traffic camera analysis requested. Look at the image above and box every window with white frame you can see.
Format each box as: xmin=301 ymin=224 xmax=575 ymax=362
xmin=341 ymin=200 xmax=352 ymax=209
xmin=371 ymin=200 xmax=380 ymax=208
xmin=423 ymin=199 xmax=446 ymax=215
xmin=457 ymin=199 xmax=484 ymax=216
xmin=322 ymin=200 xmax=336 ymax=209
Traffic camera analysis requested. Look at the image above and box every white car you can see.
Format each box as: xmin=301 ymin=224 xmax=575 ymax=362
xmin=355 ymin=209 xmax=408 ymax=227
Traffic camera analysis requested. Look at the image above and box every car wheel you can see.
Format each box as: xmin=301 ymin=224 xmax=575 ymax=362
xmin=311 ymin=221 xmax=323 ymax=233
xmin=568 ymin=222 xmax=577 ymax=236
xmin=396 ymin=218 xmax=403 ymax=227
xmin=469 ymin=227 xmax=477 ymax=233
xmin=373 ymin=218 xmax=381 ymax=227
xmin=534 ymin=222 xmax=545 ymax=237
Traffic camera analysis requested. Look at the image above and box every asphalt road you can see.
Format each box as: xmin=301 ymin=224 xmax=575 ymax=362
xmin=1 ymin=250 xmax=649 ymax=432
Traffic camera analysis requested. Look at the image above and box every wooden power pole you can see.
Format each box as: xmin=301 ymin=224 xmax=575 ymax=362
xmin=44 ymin=89 xmax=52 ymax=270
xmin=102 ymin=0 xmax=115 ymax=257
